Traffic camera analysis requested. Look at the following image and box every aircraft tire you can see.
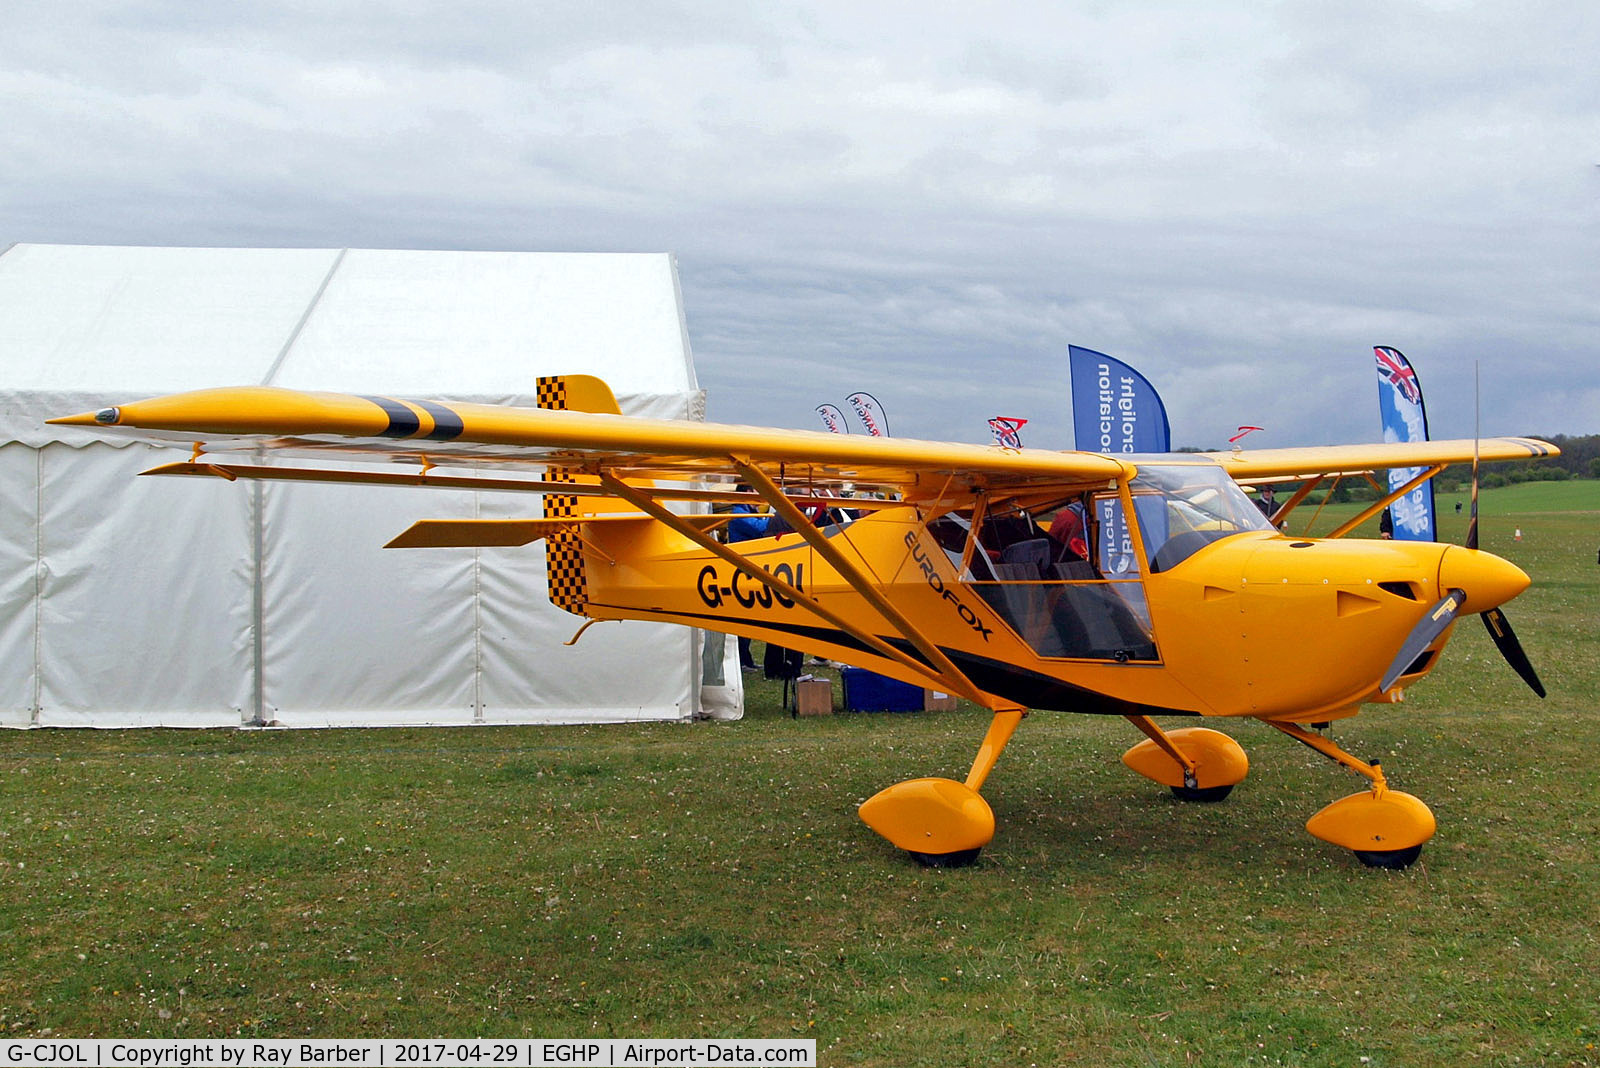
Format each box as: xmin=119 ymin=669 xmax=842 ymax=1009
xmin=1169 ymin=784 xmax=1234 ymax=803
xmin=909 ymin=847 xmax=982 ymax=868
xmin=1353 ymin=844 xmax=1423 ymax=870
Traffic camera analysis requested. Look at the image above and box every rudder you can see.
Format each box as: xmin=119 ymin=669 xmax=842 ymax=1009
xmin=537 ymin=374 xmax=610 ymax=616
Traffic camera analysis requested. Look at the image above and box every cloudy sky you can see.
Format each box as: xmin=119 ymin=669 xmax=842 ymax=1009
xmin=4 ymin=1 xmax=1597 ymax=449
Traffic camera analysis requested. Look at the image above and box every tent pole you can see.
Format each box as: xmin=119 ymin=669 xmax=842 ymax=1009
xmin=261 ymin=248 xmax=346 ymax=387
xmin=32 ymin=447 xmax=44 ymax=725
xmin=251 ymin=459 xmax=266 ymax=726
xmin=473 ymin=492 xmax=484 ymax=724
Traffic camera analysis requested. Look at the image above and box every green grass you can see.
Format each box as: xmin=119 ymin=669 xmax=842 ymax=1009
xmin=2 ymin=485 xmax=1598 ymax=1065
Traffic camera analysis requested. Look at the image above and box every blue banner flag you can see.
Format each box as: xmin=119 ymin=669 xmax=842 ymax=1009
xmin=1068 ymin=345 xmax=1171 ymax=454
xmin=1068 ymin=346 xmax=1171 ymax=576
xmin=1374 ymin=345 xmax=1436 ymax=542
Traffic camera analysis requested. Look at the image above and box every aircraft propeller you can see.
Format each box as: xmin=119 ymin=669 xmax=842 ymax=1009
xmin=1380 ymin=370 xmax=1545 ymax=698
xmin=1479 ymin=605 xmax=1546 ymax=697
xmin=1379 ymin=589 xmax=1466 ymax=694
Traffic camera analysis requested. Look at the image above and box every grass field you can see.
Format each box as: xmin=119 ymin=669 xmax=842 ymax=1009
xmin=2 ymin=484 xmax=1597 ymax=1065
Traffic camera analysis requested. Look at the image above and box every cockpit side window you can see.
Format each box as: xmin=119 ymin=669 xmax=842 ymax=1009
xmin=924 ymin=493 xmax=1157 ymax=662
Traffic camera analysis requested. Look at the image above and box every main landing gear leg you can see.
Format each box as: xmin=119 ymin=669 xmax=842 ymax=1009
xmin=1120 ymin=716 xmax=1249 ymax=802
xmin=858 ymin=707 xmax=1026 ymax=869
xmin=1268 ymin=721 xmax=1436 ymax=870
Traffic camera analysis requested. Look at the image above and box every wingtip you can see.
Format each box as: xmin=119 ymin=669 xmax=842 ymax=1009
xmin=46 ymin=410 xmax=115 ymax=427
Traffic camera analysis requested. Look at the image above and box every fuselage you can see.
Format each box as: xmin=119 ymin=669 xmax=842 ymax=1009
xmin=571 ymin=490 xmax=1529 ymax=723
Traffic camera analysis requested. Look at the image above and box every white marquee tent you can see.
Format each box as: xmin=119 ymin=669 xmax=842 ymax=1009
xmin=0 ymin=243 xmax=743 ymax=728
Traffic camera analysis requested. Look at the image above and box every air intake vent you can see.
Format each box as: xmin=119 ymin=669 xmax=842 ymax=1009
xmin=1402 ymin=650 xmax=1436 ymax=677
xmin=1378 ymin=581 xmax=1419 ymax=601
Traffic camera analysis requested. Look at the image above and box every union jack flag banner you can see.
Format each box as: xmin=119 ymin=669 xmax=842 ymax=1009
xmin=1373 ymin=345 xmax=1436 ymax=542
xmin=1375 ymin=345 xmax=1423 ymax=405
xmin=988 ymin=416 xmax=1028 ymax=448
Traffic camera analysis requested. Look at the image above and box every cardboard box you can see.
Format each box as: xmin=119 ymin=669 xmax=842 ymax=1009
xmin=795 ymin=677 xmax=833 ymax=716
xmin=923 ymin=689 xmax=957 ymax=712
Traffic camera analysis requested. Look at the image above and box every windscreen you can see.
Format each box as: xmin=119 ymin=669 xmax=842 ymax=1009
xmin=1130 ymin=464 xmax=1272 ymax=573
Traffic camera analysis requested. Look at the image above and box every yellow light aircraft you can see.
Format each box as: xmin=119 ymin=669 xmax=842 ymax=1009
xmin=51 ymin=375 xmax=1556 ymax=870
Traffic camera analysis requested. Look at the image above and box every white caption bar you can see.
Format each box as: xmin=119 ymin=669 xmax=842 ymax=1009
xmin=0 ymin=1040 xmax=816 ymax=1068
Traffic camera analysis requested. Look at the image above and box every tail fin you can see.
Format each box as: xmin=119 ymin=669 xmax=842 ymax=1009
xmin=534 ymin=374 xmax=621 ymax=415
xmin=537 ymin=374 xmax=617 ymax=615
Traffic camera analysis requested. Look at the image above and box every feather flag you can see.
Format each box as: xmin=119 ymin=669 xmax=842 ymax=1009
xmin=1374 ymin=346 xmax=1437 ymax=542
xmin=816 ymin=403 xmax=849 ymax=434
xmin=988 ymin=417 xmax=1028 ymax=448
xmin=846 ymin=392 xmax=889 ymax=437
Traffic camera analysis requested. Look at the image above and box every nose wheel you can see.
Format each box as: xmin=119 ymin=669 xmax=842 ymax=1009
xmin=1270 ymin=721 xmax=1436 ymax=870
xmin=1354 ymin=844 xmax=1424 ymax=870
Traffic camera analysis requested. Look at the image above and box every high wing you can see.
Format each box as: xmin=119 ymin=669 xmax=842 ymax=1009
xmin=49 ymin=384 xmax=1556 ymax=501
xmin=50 ymin=383 xmax=1132 ymax=502
xmin=1203 ymin=438 xmax=1556 ymax=481
xmin=1200 ymin=437 xmax=1558 ymax=538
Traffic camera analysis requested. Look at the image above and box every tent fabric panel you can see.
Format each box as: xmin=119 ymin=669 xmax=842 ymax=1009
xmin=0 ymin=244 xmax=725 ymax=727
xmin=473 ymin=595 xmax=694 ymax=722
xmin=257 ymin=478 xmax=480 ymax=725
xmin=270 ymin=250 xmax=697 ymax=398
xmin=0 ymin=244 xmax=338 ymax=393
xmin=696 ymin=631 xmax=745 ymax=721
xmin=34 ymin=443 xmax=256 ymax=726
xmin=474 ymin=490 xmax=692 ymax=721
xmin=477 ymin=705 xmax=690 ymax=726
xmin=0 ymin=445 xmax=39 ymax=725
xmin=1 ymin=391 xmax=159 ymax=449
xmin=0 ymin=390 xmax=698 ymax=450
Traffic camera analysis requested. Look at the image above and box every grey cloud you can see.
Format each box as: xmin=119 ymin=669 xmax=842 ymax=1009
xmin=2 ymin=1 xmax=1595 ymax=451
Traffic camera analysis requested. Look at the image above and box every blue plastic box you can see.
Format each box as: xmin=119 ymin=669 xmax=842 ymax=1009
xmin=841 ymin=667 xmax=923 ymax=713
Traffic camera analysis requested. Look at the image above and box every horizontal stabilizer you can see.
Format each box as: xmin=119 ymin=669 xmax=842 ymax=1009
xmin=386 ymin=519 xmax=568 ymax=548
xmin=385 ymin=513 xmax=730 ymax=548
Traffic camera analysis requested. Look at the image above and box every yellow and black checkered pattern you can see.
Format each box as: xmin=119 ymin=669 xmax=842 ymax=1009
xmin=535 ymin=375 xmax=568 ymax=412
xmin=537 ymin=376 xmax=588 ymax=616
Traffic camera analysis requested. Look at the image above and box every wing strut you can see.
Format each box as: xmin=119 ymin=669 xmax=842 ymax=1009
xmin=1324 ymin=465 xmax=1444 ymax=538
xmin=140 ymin=460 xmax=902 ymax=510
xmin=593 ymin=474 xmax=959 ymax=694
xmin=729 ymin=460 xmax=997 ymax=709
xmin=1265 ymin=476 xmax=1322 ymax=526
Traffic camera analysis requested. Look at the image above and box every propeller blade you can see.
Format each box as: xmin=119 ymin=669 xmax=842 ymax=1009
xmin=1380 ymin=588 xmax=1467 ymax=693
xmin=1466 ymin=362 xmax=1480 ymax=550
xmin=1466 ymin=458 xmax=1479 ymax=550
xmin=1481 ymin=607 xmax=1547 ymax=698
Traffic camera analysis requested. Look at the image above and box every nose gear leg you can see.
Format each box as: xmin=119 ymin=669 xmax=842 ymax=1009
xmin=1269 ymin=720 xmax=1436 ymax=869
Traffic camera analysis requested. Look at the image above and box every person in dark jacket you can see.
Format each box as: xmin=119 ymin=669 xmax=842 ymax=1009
xmin=726 ymin=488 xmax=768 ymax=670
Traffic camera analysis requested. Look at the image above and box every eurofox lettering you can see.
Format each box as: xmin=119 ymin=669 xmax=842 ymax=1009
xmin=905 ymin=533 xmax=993 ymax=641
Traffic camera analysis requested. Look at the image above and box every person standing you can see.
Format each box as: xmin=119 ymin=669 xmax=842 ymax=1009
xmin=725 ymin=488 xmax=768 ymax=670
